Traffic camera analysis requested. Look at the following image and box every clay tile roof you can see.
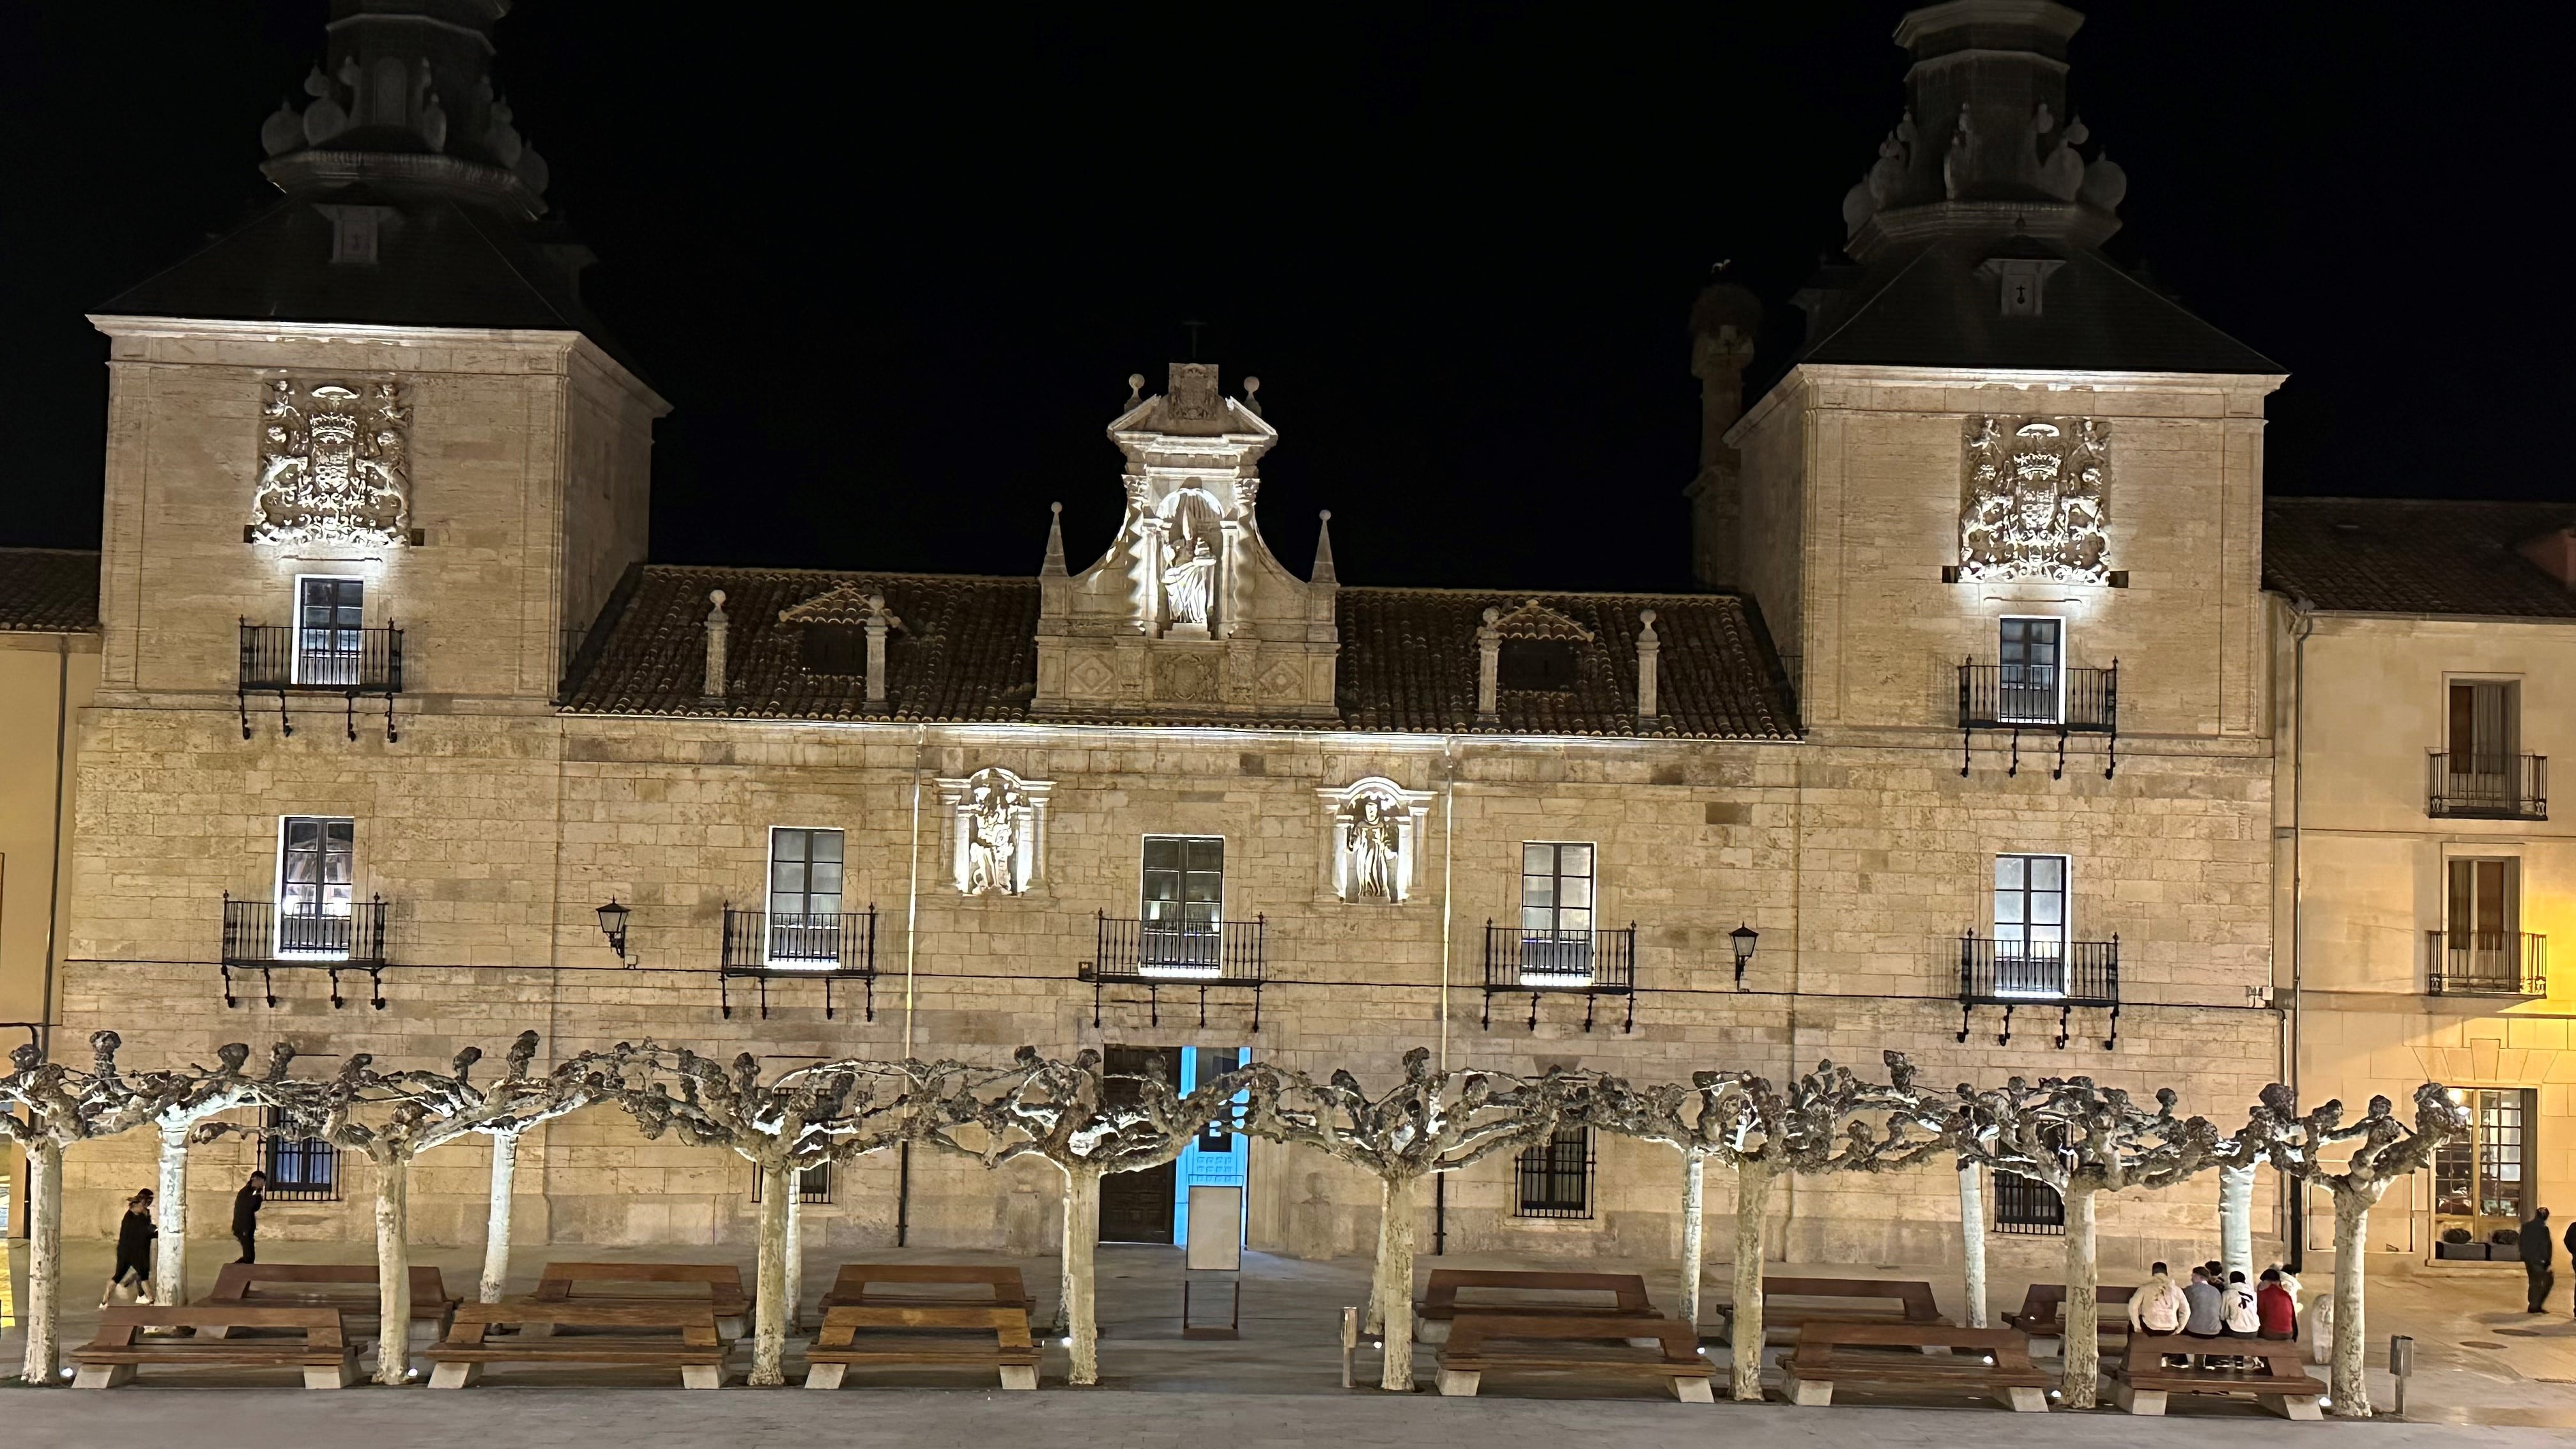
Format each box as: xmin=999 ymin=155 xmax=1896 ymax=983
xmin=2263 ymin=498 xmax=2576 ymax=618
xmin=1483 ymin=599 xmax=1596 ymax=641
xmin=566 ymin=566 xmax=1800 ymax=739
xmin=0 ymin=548 xmax=102 ymax=633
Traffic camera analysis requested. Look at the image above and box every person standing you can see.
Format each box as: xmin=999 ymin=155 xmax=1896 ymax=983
xmin=231 ymin=1170 xmax=268 ymax=1264
xmin=100 ymin=1188 xmax=159 ymax=1306
xmin=2565 ymin=1216 xmax=2576 ymax=1314
xmin=2522 ymin=1206 xmax=2556 ymax=1313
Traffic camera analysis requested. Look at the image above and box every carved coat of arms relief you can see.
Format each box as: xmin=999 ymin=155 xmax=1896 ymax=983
xmin=252 ymin=378 xmax=413 ymax=546
xmin=1958 ymin=415 xmax=2108 ymax=583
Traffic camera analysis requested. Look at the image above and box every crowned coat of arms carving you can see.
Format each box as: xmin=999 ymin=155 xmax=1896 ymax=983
xmin=252 ymin=378 xmax=412 ymax=546
xmin=1958 ymin=416 xmax=2108 ymax=583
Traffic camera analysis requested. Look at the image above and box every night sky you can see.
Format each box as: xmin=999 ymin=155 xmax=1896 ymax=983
xmin=5 ymin=3 xmax=2570 ymax=592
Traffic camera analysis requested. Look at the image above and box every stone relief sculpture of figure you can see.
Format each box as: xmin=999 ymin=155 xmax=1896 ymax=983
xmin=1159 ymin=489 xmax=1222 ymax=632
xmin=965 ymin=772 xmax=1023 ymax=896
xmin=1346 ymin=793 xmax=1401 ymax=901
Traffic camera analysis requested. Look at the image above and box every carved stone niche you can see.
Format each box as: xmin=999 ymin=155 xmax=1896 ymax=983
xmin=935 ymin=767 xmax=1052 ymax=896
xmin=252 ymin=377 xmax=412 ymax=547
xmin=1315 ymin=776 xmax=1435 ymax=903
xmin=1957 ymin=415 xmax=2109 ymax=583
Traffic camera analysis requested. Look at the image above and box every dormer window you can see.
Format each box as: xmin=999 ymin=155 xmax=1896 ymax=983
xmin=1499 ymin=638 xmax=1577 ymax=692
xmin=799 ymin=623 xmax=865 ymax=673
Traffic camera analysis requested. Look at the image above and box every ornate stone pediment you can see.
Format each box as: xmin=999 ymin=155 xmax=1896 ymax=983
xmin=1485 ymin=599 xmax=1595 ymax=642
xmin=778 ymin=583 xmax=880 ymax=625
xmin=252 ymin=378 xmax=411 ymax=547
xmin=1958 ymin=415 xmax=2109 ymax=583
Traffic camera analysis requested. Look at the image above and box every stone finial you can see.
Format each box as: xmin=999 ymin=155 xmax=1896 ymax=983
xmin=702 ymin=589 xmax=728 ymax=700
xmin=1636 ymin=608 xmax=1661 ymax=725
xmin=1476 ymin=606 xmax=1502 ymax=724
xmin=1243 ymin=375 xmax=1263 ymax=418
xmin=1310 ymin=509 xmax=1337 ymax=588
xmin=863 ymin=593 xmax=893 ymax=709
xmin=1124 ymin=373 xmax=1146 ymax=411
xmin=1041 ymin=501 xmax=1068 ymax=579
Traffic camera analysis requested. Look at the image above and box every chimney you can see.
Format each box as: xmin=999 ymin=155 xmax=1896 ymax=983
xmin=2520 ymin=526 xmax=2576 ymax=588
xmin=1476 ymin=608 xmax=1502 ymax=724
xmin=1636 ymin=609 xmax=1660 ymax=725
xmin=701 ymin=590 xmax=728 ymax=700
xmin=864 ymin=594 xmax=893 ymax=710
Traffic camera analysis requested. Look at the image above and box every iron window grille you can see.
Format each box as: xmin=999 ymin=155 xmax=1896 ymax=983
xmin=261 ymin=1109 xmax=341 ymax=1202
xmin=752 ymin=1162 xmax=833 ymax=1205
xmin=1514 ymin=1125 xmax=1595 ymax=1220
xmin=1993 ymin=1170 xmax=2064 ymax=1236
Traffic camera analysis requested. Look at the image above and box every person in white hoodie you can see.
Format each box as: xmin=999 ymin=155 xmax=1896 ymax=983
xmin=2130 ymin=1261 xmax=2191 ymax=1365
xmin=2219 ymin=1269 xmax=2263 ymax=1368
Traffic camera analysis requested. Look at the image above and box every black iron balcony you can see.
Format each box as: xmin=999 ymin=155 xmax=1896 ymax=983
xmin=238 ymin=622 xmax=405 ymax=741
xmin=1088 ymin=914 xmax=1265 ymax=1030
xmin=719 ymin=905 xmax=877 ymax=1020
xmin=1956 ymin=936 xmax=2120 ymax=1049
xmin=1958 ymin=661 xmax=2119 ymax=779
xmin=1481 ymin=923 xmax=1638 ymax=1032
xmin=2426 ymin=751 xmax=2548 ymax=820
xmin=2425 ymin=930 xmax=2547 ymax=997
xmin=220 ymin=894 xmax=388 ymax=1009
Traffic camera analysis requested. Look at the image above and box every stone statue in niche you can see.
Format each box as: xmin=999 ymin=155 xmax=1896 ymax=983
xmin=963 ymin=770 xmax=1027 ymax=896
xmin=253 ymin=378 xmax=411 ymax=546
xmin=1346 ymin=793 xmax=1401 ymax=901
xmin=1158 ymin=487 xmax=1222 ymax=631
xmin=1958 ymin=415 xmax=2109 ymax=583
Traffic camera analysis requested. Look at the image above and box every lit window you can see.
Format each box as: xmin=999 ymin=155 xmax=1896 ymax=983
xmin=294 ymin=577 xmax=365 ymax=686
xmin=1991 ymin=854 xmax=2069 ymax=996
xmin=277 ymin=816 xmax=355 ymax=956
xmin=766 ymin=827 xmax=845 ymax=965
xmin=1519 ymin=843 xmax=1596 ymax=985
xmin=1997 ymin=617 xmax=2063 ymax=724
xmin=1140 ymin=836 xmax=1223 ymax=978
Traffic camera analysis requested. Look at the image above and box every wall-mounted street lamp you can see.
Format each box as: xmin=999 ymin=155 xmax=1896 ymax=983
xmin=595 ymin=898 xmax=634 ymax=967
xmin=1729 ymin=923 xmax=1759 ymax=990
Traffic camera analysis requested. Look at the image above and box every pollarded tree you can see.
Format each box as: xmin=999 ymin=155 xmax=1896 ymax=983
xmin=926 ymin=1046 xmax=1255 ymax=1387
xmin=1952 ymin=1075 xmax=2228 ymax=1408
xmin=1242 ymin=1048 xmax=1598 ymax=1392
xmin=144 ymin=1042 xmax=299 ymax=1309
xmin=2234 ymin=1082 xmax=2465 ymax=1417
xmin=463 ymin=1034 xmax=625 ymax=1303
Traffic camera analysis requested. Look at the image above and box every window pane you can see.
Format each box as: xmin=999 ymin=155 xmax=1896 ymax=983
xmin=811 ymin=831 xmax=842 ymax=862
xmin=1522 ymin=843 xmax=1549 ymax=874
xmin=1996 ymin=857 xmax=2023 ymax=889
xmin=1561 ymin=877 xmax=1591 ymax=908
xmin=810 ymin=861 xmax=843 ymax=895
xmin=1521 ymin=875 xmax=1554 ymax=909
xmin=1561 ymin=844 xmax=1591 ymax=875
xmin=1186 ymin=838 xmax=1223 ymax=872
xmin=2030 ymin=857 xmax=2062 ymax=890
xmin=1146 ymin=839 xmax=1181 ymax=871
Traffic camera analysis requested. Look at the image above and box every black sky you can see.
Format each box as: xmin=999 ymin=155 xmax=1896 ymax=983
xmin=5 ymin=3 xmax=2571 ymax=592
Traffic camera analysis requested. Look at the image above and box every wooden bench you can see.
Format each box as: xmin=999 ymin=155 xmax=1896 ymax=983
xmin=1415 ymin=1269 xmax=1659 ymax=1345
xmin=1778 ymin=1322 xmax=2053 ymax=1411
xmin=533 ymin=1261 xmax=750 ymax=1338
xmin=1434 ymin=1312 xmax=1713 ymax=1401
xmin=2110 ymin=1332 xmax=2325 ymax=1420
xmin=804 ymin=1304 xmax=1041 ymax=1390
xmin=816 ymin=1264 xmax=1033 ymax=1317
xmin=425 ymin=1300 xmax=728 ymax=1388
xmin=1718 ymin=1277 xmax=1947 ymax=1344
xmin=73 ymin=1305 xmax=358 ymax=1389
xmin=2001 ymin=1282 xmax=2134 ymax=1350
xmin=203 ymin=1262 xmax=458 ymax=1363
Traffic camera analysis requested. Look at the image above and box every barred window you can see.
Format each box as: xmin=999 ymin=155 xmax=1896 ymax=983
xmin=1993 ymin=1170 xmax=2064 ymax=1236
xmin=1514 ymin=1124 xmax=1593 ymax=1220
xmin=753 ymin=1162 xmax=833 ymax=1205
xmin=262 ymin=1110 xmax=341 ymax=1202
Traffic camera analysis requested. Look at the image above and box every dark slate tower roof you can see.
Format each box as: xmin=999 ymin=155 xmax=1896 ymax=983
xmin=96 ymin=1 xmax=632 ymax=369
xmin=1800 ymin=1 xmax=2279 ymax=376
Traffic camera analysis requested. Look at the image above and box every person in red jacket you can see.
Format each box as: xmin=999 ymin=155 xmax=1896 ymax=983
xmin=2256 ymin=1266 xmax=2298 ymax=1340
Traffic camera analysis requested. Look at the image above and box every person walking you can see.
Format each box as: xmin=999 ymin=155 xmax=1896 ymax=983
xmin=2257 ymin=1268 xmax=2298 ymax=1340
xmin=231 ymin=1170 xmax=268 ymax=1264
xmin=2522 ymin=1206 xmax=2556 ymax=1313
xmin=100 ymin=1188 xmax=158 ymax=1307
xmin=2565 ymin=1216 xmax=2576 ymax=1314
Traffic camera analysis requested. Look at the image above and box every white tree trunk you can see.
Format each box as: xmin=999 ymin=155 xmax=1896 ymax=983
xmin=1063 ymin=1167 xmax=1103 ymax=1386
xmin=478 ymin=1131 xmax=517 ymax=1303
xmin=750 ymin=1162 xmax=791 ymax=1386
xmin=19 ymin=1139 xmax=61 ymax=1384
xmin=155 ymin=1122 xmax=190 ymax=1309
xmin=1376 ymin=1173 xmax=1420 ymax=1392
xmin=1729 ymin=1163 xmax=1772 ymax=1402
xmin=373 ymin=1153 xmax=413 ymax=1386
xmin=1676 ymin=1154 xmax=1706 ymax=1333
xmin=1958 ymin=1161 xmax=1988 ymax=1329
xmin=2328 ymin=1188 xmax=2372 ymax=1418
xmin=1363 ymin=1176 xmax=1393 ymax=1336
xmin=2220 ymin=1162 xmax=2256 ymax=1285
xmin=783 ymin=1189 xmax=804 ymax=1335
xmin=2060 ymin=1186 xmax=2101 ymax=1409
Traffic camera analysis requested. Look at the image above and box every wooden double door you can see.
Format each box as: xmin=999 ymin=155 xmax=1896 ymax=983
xmin=1097 ymin=1046 xmax=1184 ymax=1243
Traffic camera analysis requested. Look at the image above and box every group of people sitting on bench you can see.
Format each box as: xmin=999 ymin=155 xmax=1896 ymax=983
xmin=2128 ymin=1260 xmax=2299 ymax=1367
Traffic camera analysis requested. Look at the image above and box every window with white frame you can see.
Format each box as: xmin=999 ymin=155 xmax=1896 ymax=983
xmin=1519 ymin=842 xmax=1596 ymax=983
xmin=1991 ymin=854 xmax=2069 ymax=995
xmin=766 ymin=827 xmax=845 ymax=965
xmin=294 ymin=576 xmax=365 ymax=686
xmin=1140 ymin=836 xmax=1223 ymax=975
xmin=277 ymin=816 xmax=355 ymax=956
xmin=1997 ymin=617 xmax=2064 ymax=724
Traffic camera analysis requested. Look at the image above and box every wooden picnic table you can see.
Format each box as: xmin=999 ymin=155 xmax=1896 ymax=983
xmin=533 ymin=1261 xmax=750 ymax=1338
xmin=1713 ymin=1276 xmax=1947 ymax=1343
xmin=815 ymin=1264 xmax=1033 ymax=1320
xmin=2001 ymin=1282 xmax=2135 ymax=1347
xmin=425 ymin=1300 xmax=728 ymax=1388
xmin=1777 ymin=1322 xmax=2052 ymax=1411
xmin=1434 ymin=1312 xmax=1713 ymax=1401
xmin=2111 ymin=1333 xmax=2325 ymax=1420
xmin=202 ymin=1261 xmax=458 ymax=1370
xmin=804 ymin=1303 xmax=1042 ymax=1390
xmin=73 ymin=1305 xmax=359 ymax=1390
xmin=1414 ymin=1269 xmax=1659 ymax=1344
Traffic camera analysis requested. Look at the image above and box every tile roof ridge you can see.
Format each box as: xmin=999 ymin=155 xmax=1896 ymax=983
xmin=641 ymin=563 xmax=1038 ymax=585
xmin=1340 ymin=583 xmax=1752 ymax=602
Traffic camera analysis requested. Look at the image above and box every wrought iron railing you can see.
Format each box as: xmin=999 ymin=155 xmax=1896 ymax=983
xmin=1093 ymin=915 xmax=1266 ymax=985
xmin=1993 ymin=1170 xmax=2065 ymax=1237
xmin=1513 ymin=1127 xmax=1595 ymax=1220
xmin=240 ymin=623 xmax=404 ymax=693
xmin=2425 ymin=751 xmax=2548 ymax=820
xmin=2425 ymin=930 xmax=2547 ymax=996
xmin=221 ymin=896 xmax=388 ymax=964
xmin=1958 ymin=937 xmax=2120 ymax=1005
xmin=721 ymin=907 xmax=876 ymax=974
xmin=1958 ymin=662 xmax=2117 ymax=732
xmin=1482 ymin=924 xmax=1637 ymax=992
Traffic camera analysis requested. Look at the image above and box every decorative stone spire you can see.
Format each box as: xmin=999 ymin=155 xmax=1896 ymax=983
xmin=1310 ymin=510 xmax=1337 ymax=586
xmin=1476 ymin=608 xmax=1503 ymax=724
xmin=701 ymin=590 xmax=728 ymax=700
xmin=257 ymin=1 xmax=551 ymax=218
xmin=1635 ymin=610 xmax=1661 ymax=725
xmin=1040 ymin=502 xmax=1068 ymax=578
xmin=863 ymin=594 xmax=896 ymax=712
xmin=1838 ymin=1 xmax=2126 ymax=259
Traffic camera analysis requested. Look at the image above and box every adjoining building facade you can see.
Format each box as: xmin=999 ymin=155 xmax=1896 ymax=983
xmin=12 ymin=0 xmax=2361 ymax=1278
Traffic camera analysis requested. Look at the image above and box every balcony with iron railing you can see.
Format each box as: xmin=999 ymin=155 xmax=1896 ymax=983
xmin=2425 ymin=930 xmax=2547 ymax=997
xmin=220 ymin=895 xmax=389 ymax=1008
xmin=1958 ymin=661 xmax=2119 ymax=778
xmin=2425 ymin=751 xmax=2548 ymax=820
xmin=238 ymin=622 xmax=405 ymax=740
xmin=1087 ymin=914 xmax=1266 ymax=1030
xmin=719 ymin=905 xmax=878 ymax=1020
xmin=1480 ymin=923 xmax=1639 ymax=1032
xmin=1956 ymin=936 xmax=2121 ymax=1048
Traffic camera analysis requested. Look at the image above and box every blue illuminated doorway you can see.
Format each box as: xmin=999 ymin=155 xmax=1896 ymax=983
xmin=1174 ymin=1046 xmax=1248 ymax=1248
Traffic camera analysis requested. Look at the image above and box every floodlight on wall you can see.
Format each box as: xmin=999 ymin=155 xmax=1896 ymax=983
xmin=1729 ymin=923 xmax=1759 ymax=989
xmin=595 ymin=898 xmax=634 ymax=966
